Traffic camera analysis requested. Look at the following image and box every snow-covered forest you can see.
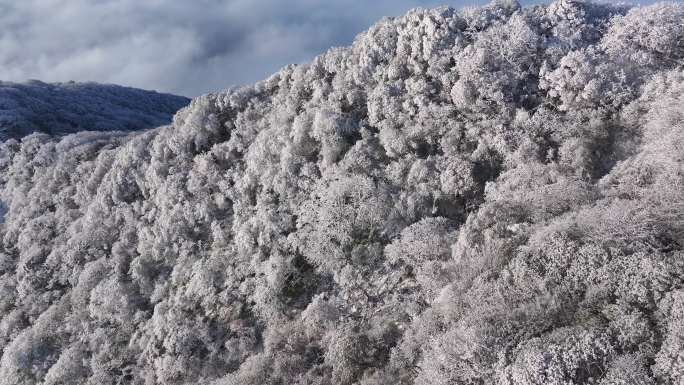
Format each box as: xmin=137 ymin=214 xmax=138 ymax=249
xmin=0 ymin=80 xmax=189 ymax=141
xmin=1 ymin=0 xmax=684 ymax=384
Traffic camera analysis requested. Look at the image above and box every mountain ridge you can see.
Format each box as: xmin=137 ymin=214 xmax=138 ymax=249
xmin=0 ymin=80 xmax=190 ymax=141
xmin=0 ymin=1 xmax=683 ymax=384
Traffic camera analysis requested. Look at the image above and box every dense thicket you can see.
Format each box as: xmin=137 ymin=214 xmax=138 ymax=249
xmin=0 ymin=80 xmax=189 ymax=141
xmin=1 ymin=1 xmax=683 ymax=384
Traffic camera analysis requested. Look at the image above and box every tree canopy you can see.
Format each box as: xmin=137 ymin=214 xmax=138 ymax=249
xmin=0 ymin=1 xmax=683 ymax=384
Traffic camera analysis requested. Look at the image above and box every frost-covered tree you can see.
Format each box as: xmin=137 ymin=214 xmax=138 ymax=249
xmin=1 ymin=1 xmax=684 ymax=384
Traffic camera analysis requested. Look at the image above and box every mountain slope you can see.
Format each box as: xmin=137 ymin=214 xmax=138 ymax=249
xmin=0 ymin=80 xmax=190 ymax=141
xmin=1 ymin=1 xmax=684 ymax=384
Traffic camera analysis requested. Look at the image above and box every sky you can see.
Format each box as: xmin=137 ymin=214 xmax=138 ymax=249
xmin=0 ymin=0 xmax=654 ymax=97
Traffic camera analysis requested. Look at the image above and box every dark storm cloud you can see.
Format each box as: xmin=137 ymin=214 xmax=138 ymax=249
xmin=2 ymin=0 xmax=611 ymax=96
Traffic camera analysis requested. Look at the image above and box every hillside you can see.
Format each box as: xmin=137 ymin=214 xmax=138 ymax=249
xmin=0 ymin=80 xmax=189 ymax=141
xmin=1 ymin=1 xmax=684 ymax=384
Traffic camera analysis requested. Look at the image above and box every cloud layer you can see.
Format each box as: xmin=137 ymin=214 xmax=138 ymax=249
xmin=0 ymin=0 xmax=492 ymax=96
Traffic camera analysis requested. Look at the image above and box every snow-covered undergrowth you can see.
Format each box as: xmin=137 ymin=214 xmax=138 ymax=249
xmin=0 ymin=80 xmax=189 ymax=141
xmin=1 ymin=1 xmax=684 ymax=384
